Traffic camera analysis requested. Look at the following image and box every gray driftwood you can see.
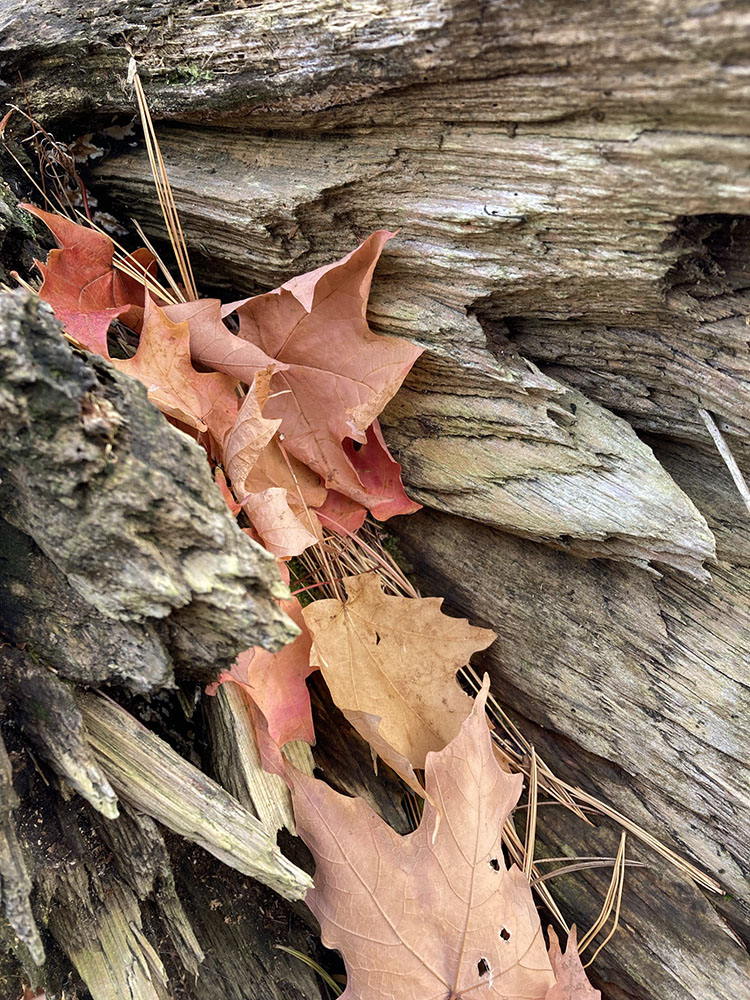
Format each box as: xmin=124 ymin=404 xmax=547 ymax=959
xmin=1 ymin=2 xmax=749 ymax=999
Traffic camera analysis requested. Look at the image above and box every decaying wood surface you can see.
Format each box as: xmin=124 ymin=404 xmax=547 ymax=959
xmin=0 ymin=290 xmax=294 ymax=681
xmin=1 ymin=2 xmax=749 ymax=998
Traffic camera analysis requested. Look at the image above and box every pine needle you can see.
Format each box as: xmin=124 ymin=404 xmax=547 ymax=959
xmin=522 ymin=746 xmax=538 ymax=881
xmin=276 ymin=946 xmax=343 ymax=997
xmin=699 ymin=407 xmax=750 ymax=516
xmin=130 ymin=59 xmax=198 ymax=301
xmin=580 ymin=832 xmax=627 ymax=967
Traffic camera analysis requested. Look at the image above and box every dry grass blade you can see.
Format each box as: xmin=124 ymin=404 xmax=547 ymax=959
xmin=129 ymin=217 xmax=184 ymax=304
xmin=130 ymin=60 xmax=197 ymax=301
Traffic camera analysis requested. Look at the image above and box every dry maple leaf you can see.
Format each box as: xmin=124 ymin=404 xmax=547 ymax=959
xmin=164 ymin=298 xmax=285 ymax=385
xmin=225 ymin=231 xmax=423 ymax=508
xmin=302 ymin=572 xmax=496 ymax=794
xmin=112 ymin=297 xmax=222 ymax=432
xmin=222 ymin=369 xmax=327 ymax=556
xmin=546 ymin=928 xmax=600 ymax=1000
xmin=241 ymin=488 xmax=321 ymax=558
xmin=23 ymin=205 xmax=153 ymax=357
xmin=207 ymin=596 xmax=315 ymax=747
xmin=288 ymin=681 xmax=599 ymax=999
xmin=224 ymin=369 xmax=281 ymax=497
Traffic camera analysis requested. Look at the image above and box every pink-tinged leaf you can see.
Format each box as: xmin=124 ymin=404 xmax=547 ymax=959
xmin=224 ymin=369 xmax=280 ymax=498
xmin=226 ymin=597 xmax=315 ymax=747
xmin=315 ymin=489 xmax=368 ymax=536
xmin=164 ymin=298 xmax=286 ymax=385
xmin=23 ymin=204 xmax=153 ymax=357
xmin=226 ymin=231 xmax=423 ymax=500
xmin=206 ymin=596 xmax=315 ymax=750
xmin=287 ymin=682 xmax=592 ymax=999
xmin=243 ymin=437 xmax=328 ymax=523
xmin=345 ymin=419 xmax=420 ymax=519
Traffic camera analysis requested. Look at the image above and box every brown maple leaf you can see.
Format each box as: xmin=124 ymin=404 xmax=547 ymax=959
xmin=23 ymin=205 xmax=153 ymax=357
xmin=546 ymin=928 xmax=600 ymax=1000
xmin=224 ymin=369 xmax=280 ymax=498
xmin=112 ymin=297 xmax=233 ymax=432
xmin=242 ymin=487 xmax=321 ymax=558
xmin=164 ymin=298 xmax=285 ymax=384
xmin=302 ymin=572 xmax=496 ymax=794
xmin=223 ymin=368 xmax=326 ymax=556
xmin=289 ymin=681 xmax=600 ymax=999
xmin=226 ymin=231 xmax=423 ymax=508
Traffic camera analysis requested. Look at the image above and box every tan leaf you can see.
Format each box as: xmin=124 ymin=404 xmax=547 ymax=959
xmin=112 ymin=297 xmax=208 ymax=431
xmin=289 ymin=681 xmax=598 ymax=999
xmin=224 ymin=369 xmax=280 ymax=498
xmin=302 ymin=572 xmax=496 ymax=792
xmin=242 ymin=488 xmax=321 ymax=558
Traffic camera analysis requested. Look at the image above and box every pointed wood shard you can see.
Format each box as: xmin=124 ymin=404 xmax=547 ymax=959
xmin=383 ymin=372 xmax=716 ymax=577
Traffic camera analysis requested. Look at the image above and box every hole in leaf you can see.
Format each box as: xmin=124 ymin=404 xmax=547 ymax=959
xmin=500 ymin=927 xmax=511 ymax=941
xmin=477 ymin=958 xmax=490 ymax=976
xmin=489 ymin=857 xmax=500 ymax=871
xmin=375 ymin=632 xmax=381 ymax=645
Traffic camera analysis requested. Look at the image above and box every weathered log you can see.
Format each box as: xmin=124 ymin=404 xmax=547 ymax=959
xmin=0 ymin=728 xmax=43 ymax=966
xmin=76 ymin=690 xmax=311 ymax=902
xmin=0 ymin=288 xmax=294 ymax=683
xmin=203 ymin=682 xmax=315 ymax=837
xmin=0 ymin=716 xmax=325 ymax=1000
xmin=0 ymin=647 xmax=117 ymax=819
xmin=3 ymin=2 xmax=750 ymax=997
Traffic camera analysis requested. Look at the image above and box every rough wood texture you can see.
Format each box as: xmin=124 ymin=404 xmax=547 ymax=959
xmin=77 ymin=691 xmax=311 ymax=902
xmin=0 ymin=728 xmax=43 ymax=966
xmin=0 ymin=289 xmax=294 ymax=684
xmin=0 ymin=715 xmax=324 ymax=1000
xmin=0 ymin=647 xmax=117 ymax=820
xmin=203 ymin=682 xmax=315 ymax=837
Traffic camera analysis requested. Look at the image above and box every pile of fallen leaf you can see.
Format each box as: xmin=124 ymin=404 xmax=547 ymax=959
xmin=20 ymin=189 xmax=601 ymax=998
